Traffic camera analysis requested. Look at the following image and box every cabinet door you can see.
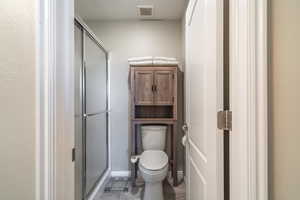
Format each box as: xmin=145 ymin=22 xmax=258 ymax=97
xmin=134 ymin=70 xmax=154 ymax=105
xmin=154 ymin=70 xmax=174 ymax=105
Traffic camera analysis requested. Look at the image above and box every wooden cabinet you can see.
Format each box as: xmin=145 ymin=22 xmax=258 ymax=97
xmin=134 ymin=69 xmax=174 ymax=105
xmin=130 ymin=66 xmax=179 ymax=120
xmin=134 ymin=70 xmax=154 ymax=105
xmin=130 ymin=65 xmax=183 ymax=186
xmin=154 ymin=70 xmax=174 ymax=105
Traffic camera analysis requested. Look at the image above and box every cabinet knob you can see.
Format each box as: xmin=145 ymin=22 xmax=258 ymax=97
xmin=152 ymin=85 xmax=157 ymax=92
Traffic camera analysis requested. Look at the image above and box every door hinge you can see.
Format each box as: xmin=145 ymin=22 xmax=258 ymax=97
xmin=217 ymin=110 xmax=232 ymax=131
xmin=72 ymin=148 xmax=76 ymax=162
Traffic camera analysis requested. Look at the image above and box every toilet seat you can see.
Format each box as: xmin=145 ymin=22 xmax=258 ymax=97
xmin=139 ymin=150 xmax=168 ymax=171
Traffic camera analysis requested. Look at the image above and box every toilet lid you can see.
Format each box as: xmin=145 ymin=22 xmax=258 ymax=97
xmin=140 ymin=150 xmax=168 ymax=171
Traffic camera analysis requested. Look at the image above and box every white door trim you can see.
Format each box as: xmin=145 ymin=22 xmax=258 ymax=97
xmin=230 ymin=0 xmax=268 ymax=200
xmin=36 ymin=0 xmax=56 ymax=199
xmin=37 ymin=0 xmax=75 ymax=200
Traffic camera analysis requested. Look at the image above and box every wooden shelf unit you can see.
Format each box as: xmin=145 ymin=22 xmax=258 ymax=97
xmin=129 ymin=65 xmax=183 ymax=186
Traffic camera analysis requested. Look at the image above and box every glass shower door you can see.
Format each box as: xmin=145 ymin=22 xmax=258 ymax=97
xmin=83 ymin=33 xmax=108 ymax=196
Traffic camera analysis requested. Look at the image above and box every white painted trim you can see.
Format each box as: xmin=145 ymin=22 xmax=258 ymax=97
xmin=230 ymin=0 xmax=268 ymax=200
xmin=110 ymin=170 xmax=183 ymax=178
xmin=111 ymin=171 xmax=131 ymax=177
xmin=256 ymin=0 xmax=268 ymax=199
xmin=54 ymin=0 xmax=75 ymax=199
xmin=36 ymin=0 xmax=56 ymax=199
xmin=37 ymin=0 xmax=75 ymax=200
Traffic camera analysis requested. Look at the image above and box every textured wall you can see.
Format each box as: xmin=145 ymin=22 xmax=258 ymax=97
xmin=270 ymin=0 xmax=300 ymax=199
xmin=87 ymin=20 xmax=183 ymax=171
xmin=0 ymin=0 xmax=37 ymax=199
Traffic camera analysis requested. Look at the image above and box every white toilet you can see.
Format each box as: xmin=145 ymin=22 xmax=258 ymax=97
xmin=138 ymin=125 xmax=168 ymax=200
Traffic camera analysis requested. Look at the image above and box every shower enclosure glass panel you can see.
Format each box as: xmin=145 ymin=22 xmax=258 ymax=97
xmin=74 ymin=19 xmax=109 ymax=200
xmin=85 ymin=114 xmax=107 ymax=193
xmin=84 ymin=33 xmax=108 ymax=195
xmin=85 ymin=35 xmax=107 ymax=113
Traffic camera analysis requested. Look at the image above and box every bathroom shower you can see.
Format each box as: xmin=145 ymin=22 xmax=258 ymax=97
xmin=74 ymin=18 xmax=109 ymax=200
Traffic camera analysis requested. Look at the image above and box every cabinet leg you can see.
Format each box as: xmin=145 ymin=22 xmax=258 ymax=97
xmin=172 ymin=123 xmax=178 ymax=186
xmin=131 ymin=123 xmax=137 ymax=187
xmin=170 ymin=124 xmax=176 ymax=185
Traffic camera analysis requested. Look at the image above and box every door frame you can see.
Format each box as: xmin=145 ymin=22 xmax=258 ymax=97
xmin=37 ymin=1 xmax=112 ymax=200
xmin=230 ymin=0 xmax=268 ymax=200
xmin=36 ymin=0 xmax=75 ymax=200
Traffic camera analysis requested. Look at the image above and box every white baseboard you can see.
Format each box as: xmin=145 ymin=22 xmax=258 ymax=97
xmin=111 ymin=170 xmax=131 ymax=177
xmin=88 ymin=168 xmax=111 ymax=200
xmin=111 ymin=170 xmax=184 ymax=179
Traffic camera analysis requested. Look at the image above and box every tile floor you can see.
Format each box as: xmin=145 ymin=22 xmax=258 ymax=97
xmin=97 ymin=176 xmax=185 ymax=200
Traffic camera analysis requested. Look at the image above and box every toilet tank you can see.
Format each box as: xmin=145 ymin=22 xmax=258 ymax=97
xmin=141 ymin=125 xmax=167 ymax=151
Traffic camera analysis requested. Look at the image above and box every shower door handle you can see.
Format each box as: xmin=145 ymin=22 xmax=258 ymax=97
xmin=83 ymin=110 xmax=110 ymax=118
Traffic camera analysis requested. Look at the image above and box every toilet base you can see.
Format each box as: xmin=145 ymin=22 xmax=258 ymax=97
xmin=143 ymin=181 xmax=164 ymax=200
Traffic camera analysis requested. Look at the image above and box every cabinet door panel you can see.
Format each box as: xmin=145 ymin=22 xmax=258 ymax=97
xmin=154 ymin=71 xmax=174 ymax=105
xmin=135 ymin=71 xmax=154 ymax=105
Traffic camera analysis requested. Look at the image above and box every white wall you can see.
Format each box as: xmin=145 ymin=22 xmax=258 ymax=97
xmin=0 ymin=0 xmax=37 ymax=199
xmin=270 ymin=0 xmax=300 ymax=199
xmin=87 ymin=20 xmax=183 ymax=171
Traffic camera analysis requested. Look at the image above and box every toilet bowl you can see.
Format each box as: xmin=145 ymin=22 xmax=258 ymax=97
xmin=139 ymin=150 xmax=169 ymax=200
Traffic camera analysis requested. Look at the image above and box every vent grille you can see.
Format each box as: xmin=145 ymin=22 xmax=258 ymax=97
xmin=137 ymin=5 xmax=154 ymax=17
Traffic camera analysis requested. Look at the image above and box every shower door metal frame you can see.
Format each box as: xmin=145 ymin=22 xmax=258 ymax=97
xmin=75 ymin=17 xmax=110 ymax=200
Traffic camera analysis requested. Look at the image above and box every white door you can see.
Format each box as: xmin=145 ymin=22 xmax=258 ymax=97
xmin=185 ymin=0 xmax=224 ymax=200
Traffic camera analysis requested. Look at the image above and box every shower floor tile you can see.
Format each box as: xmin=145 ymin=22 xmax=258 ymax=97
xmin=104 ymin=177 xmax=130 ymax=192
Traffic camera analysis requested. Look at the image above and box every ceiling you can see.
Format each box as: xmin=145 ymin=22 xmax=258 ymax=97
xmin=75 ymin=0 xmax=188 ymax=21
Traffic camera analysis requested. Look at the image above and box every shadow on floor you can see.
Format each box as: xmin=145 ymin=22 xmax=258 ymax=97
xmin=163 ymin=180 xmax=176 ymax=200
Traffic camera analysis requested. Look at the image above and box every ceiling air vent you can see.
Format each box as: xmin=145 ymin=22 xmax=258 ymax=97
xmin=137 ymin=5 xmax=154 ymax=17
